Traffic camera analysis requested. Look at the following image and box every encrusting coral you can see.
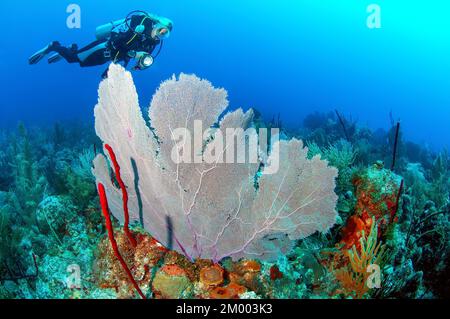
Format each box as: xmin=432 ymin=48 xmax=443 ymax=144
xmin=93 ymin=226 xmax=293 ymax=299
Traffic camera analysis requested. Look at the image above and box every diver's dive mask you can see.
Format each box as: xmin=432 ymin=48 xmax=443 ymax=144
xmin=152 ymin=17 xmax=173 ymax=40
xmin=152 ymin=26 xmax=170 ymax=40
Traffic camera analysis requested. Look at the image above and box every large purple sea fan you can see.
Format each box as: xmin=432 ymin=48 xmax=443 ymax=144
xmin=93 ymin=64 xmax=338 ymax=262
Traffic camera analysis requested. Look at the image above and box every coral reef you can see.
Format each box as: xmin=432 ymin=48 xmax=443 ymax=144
xmin=92 ymin=227 xmax=322 ymax=299
xmin=0 ymin=73 xmax=448 ymax=299
xmin=0 ymin=122 xmax=107 ymax=299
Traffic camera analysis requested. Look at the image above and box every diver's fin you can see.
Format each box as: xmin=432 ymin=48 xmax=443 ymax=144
xmin=28 ymin=44 xmax=51 ymax=65
xmin=48 ymin=53 xmax=63 ymax=64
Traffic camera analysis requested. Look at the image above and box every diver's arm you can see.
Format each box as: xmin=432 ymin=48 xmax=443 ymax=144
xmin=109 ymin=30 xmax=131 ymax=51
xmin=145 ymin=39 xmax=160 ymax=55
xmin=123 ymin=56 xmax=130 ymax=68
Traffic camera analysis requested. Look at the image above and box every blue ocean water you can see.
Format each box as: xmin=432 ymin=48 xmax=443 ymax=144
xmin=0 ymin=0 xmax=449 ymax=150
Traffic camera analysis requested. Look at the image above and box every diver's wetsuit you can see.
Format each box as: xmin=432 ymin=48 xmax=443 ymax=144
xmin=50 ymin=14 xmax=161 ymax=71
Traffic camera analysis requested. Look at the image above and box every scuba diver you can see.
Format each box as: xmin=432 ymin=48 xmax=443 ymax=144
xmin=29 ymin=11 xmax=173 ymax=77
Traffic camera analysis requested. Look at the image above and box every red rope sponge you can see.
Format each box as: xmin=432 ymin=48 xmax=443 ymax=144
xmin=98 ymin=182 xmax=146 ymax=299
xmin=104 ymin=144 xmax=137 ymax=248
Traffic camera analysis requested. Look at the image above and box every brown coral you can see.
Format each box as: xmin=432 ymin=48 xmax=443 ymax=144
xmin=95 ymin=230 xmax=170 ymax=298
xmin=199 ymin=264 xmax=224 ymax=287
xmin=210 ymin=283 xmax=247 ymax=299
xmin=237 ymin=260 xmax=261 ymax=273
xmin=229 ymin=260 xmax=263 ymax=292
xmin=94 ymin=231 xmax=142 ymax=298
xmin=152 ymin=264 xmax=192 ymax=299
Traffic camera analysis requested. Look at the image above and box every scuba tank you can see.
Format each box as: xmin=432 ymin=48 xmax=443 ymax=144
xmin=95 ymin=19 xmax=126 ymax=41
xmin=95 ymin=11 xmax=173 ymax=42
xmin=95 ymin=11 xmax=150 ymax=41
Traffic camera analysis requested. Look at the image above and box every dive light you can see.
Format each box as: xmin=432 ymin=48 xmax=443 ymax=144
xmin=136 ymin=52 xmax=154 ymax=70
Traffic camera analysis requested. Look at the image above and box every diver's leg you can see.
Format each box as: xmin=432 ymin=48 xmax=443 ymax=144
xmin=30 ymin=41 xmax=80 ymax=65
xmin=30 ymin=40 xmax=110 ymax=68
xmin=50 ymin=42 xmax=80 ymax=63
xmin=77 ymin=41 xmax=110 ymax=67
xmin=47 ymin=41 xmax=108 ymax=65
